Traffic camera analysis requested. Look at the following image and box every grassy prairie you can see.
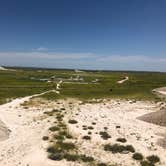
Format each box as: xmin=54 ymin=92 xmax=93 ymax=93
xmin=0 ymin=67 xmax=166 ymax=104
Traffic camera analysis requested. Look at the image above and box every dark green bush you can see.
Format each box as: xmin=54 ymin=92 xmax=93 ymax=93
xmin=99 ymin=131 xmax=111 ymax=140
xmin=54 ymin=134 xmax=65 ymax=141
xmin=147 ymin=155 xmax=160 ymax=164
xmin=42 ymin=136 xmax=49 ymax=141
xmin=132 ymin=153 xmax=143 ymax=160
xmin=49 ymin=126 xmax=59 ymax=132
xmin=68 ymin=119 xmax=78 ymax=124
xmin=97 ymin=163 xmax=107 ymax=166
xmin=126 ymin=145 xmax=135 ymax=153
xmin=48 ymin=153 xmax=64 ymax=161
xmin=82 ymin=135 xmax=91 ymax=140
xmin=56 ymin=142 xmax=76 ymax=151
xmin=88 ymin=126 xmax=94 ymax=130
xmin=104 ymin=144 xmax=135 ymax=153
xmin=80 ymin=155 xmax=94 ymax=162
xmin=64 ymin=153 xmax=80 ymax=161
xmin=140 ymin=160 xmax=154 ymax=166
xmin=116 ymin=138 xmax=127 ymax=143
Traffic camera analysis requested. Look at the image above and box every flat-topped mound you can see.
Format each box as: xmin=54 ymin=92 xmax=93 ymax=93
xmin=0 ymin=120 xmax=9 ymax=141
xmin=138 ymin=109 xmax=166 ymax=127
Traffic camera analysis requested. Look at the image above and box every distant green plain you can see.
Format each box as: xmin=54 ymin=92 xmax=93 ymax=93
xmin=0 ymin=67 xmax=166 ymax=104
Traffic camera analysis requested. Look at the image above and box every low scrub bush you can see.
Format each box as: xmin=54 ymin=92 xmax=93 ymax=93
xmin=49 ymin=126 xmax=59 ymax=132
xmin=80 ymin=155 xmax=94 ymax=162
xmin=48 ymin=152 xmax=64 ymax=161
xmin=140 ymin=160 xmax=154 ymax=166
xmin=64 ymin=153 xmax=80 ymax=161
xmin=68 ymin=119 xmax=78 ymax=124
xmin=82 ymin=135 xmax=91 ymax=140
xmin=99 ymin=131 xmax=111 ymax=140
xmin=104 ymin=144 xmax=135 ymax=153
xmin=132 ymin=153 xmax=143 ymax=160
xmin=88 ymin=126 xmax=94 ymax=130
xmin=97 ymin=163 xmax=107 ymax=166
xmin=116 ymin=138 xmax=127 ymax=143
xmin=42 ymin=136 xmax=49 ymax=141
xmin=146 ymin=155 xmax=160 ymax=164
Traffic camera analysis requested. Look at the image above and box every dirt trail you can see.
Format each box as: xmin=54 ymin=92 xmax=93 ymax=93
xmin=0 ymin=90 xmax=57 ymax=166
xmin=117 ymin=76 xmax=129 ymax=84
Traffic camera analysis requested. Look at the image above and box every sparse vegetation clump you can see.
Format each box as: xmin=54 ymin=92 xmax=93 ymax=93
xmin=88 ymin=131 xmax=92 ymax=135
xmin=146 ymin=155 xmax=160 ymax=164
xmin=82 ymin=135 xmax=91 ymax=140
xmin=48 ymin=152 xmax=64 ymax=161
xmin=80 ymin=155 xmax=94 ymax=162
xmin=49 ymin=126 xmax=59 ymax=132
xmin=42 ymin=136 xmax=49 ymax=141
xmin=64 ymin=153 xmax=80 ymax=161
xmin=97 ymin=163 xmax=107 ymax=166
xmin=99 ymin=131 xmax=111 ymax=140
xmin=88 ymin=126 xmax=94 ymax=130
xmin=45 ymin=106 xmax=97 ymax=164
xmin=104 ymin=144 xmax=135 ymax=153
xmin=116 ymin=138 xmax=127 ymax=143
xmin=132 ymin=152 xmax=143 ymax=160
xmin=57 ymin=115 xmax=64 ymax=120
xmin=53 ymin=134 xmax=65 ymax=141
xmin=68 ymin=119 xmax=78 ymax=124
xmin=47 ymin=142 xmax=76 ymax=154
xmin=82 ymin=125 xmax=88 ymax=130
xmin=56 ymin=142 xmax=76 ymax=151
xmin=125 ymin=145 xmax=135 ymax=153
xmin=65 ymin=133 xmax=73 ymax=139
xmin=140 ymin=160 xmax=154 ymax=166
xmin=44 ymin=109 xmax=60 ymax=116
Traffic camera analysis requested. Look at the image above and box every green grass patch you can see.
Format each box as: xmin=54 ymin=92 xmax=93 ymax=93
xmin=0 ymin=69 xmax=166 ymax=104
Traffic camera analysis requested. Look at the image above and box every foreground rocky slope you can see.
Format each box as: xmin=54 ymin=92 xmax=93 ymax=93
xmin=0 ymin=95 xmax=165 ymax=166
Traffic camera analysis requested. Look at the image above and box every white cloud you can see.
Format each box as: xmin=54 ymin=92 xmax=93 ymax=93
xmin=97 ymin=55 xmax=166 ymax=63
xmin=0 ymin=51 xmax=95 ymax=60
xmin=95 ymin=55 xmax=166 ymax=71
xmin=33 ymin=47 xmax=48 ymax=51
xmin=0 ymin=52 xmax=165 ymax=71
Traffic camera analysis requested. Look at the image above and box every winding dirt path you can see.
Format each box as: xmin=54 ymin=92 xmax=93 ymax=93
xmin=117 ymin=76 xmax=129 ymax=84
xmin=0 ymin=90 xmax=57 ymax=166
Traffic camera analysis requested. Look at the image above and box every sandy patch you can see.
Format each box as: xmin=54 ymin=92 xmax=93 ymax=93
xmin=65 ymin=100 xmax=166 ymax=166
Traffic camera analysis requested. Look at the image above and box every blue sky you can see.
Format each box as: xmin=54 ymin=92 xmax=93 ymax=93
xmin=0 ymin=0 xmax=166 ymax=71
